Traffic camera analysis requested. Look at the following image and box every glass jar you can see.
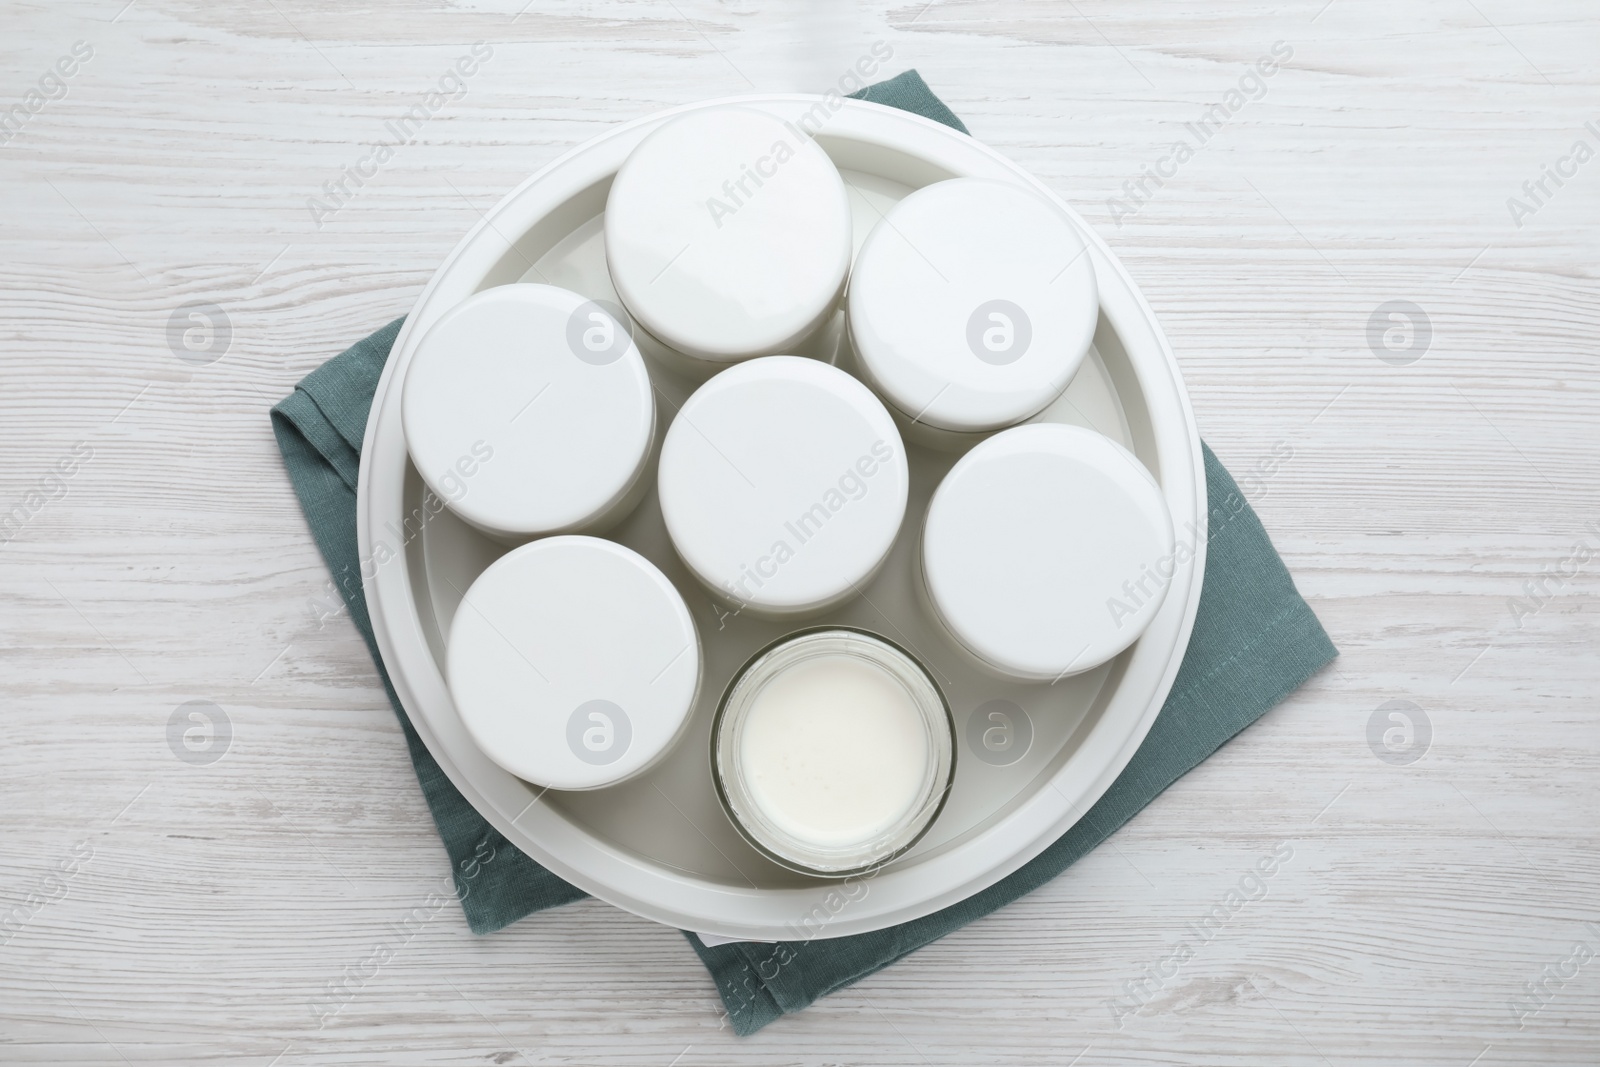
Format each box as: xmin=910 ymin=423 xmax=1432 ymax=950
xmin=712 ymin=627 xmax=954 ymax=876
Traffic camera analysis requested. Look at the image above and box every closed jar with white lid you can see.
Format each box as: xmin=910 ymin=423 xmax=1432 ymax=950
xmin=402 ymin=283 xmax=655 ymax=541
xmin=847 ymin=177 xmax=1099 ymax=449
xmin=921 ymin=423 xmax=1175 ymax=682
xmin=657 ymin=356 xmax=909 ymax=618
xmin=605 ymin=105 xmax=853 ymax=376
xmin=446 ymin=536 xmax=701 ymax=790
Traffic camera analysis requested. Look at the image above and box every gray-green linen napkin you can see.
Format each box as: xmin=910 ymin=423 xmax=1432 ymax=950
xmin=270 ymin=69 xmax=1336 ymax=1036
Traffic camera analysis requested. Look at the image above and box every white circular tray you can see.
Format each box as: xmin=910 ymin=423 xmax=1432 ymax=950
xmin=358 ymin=95 xmax=1205 ymax=941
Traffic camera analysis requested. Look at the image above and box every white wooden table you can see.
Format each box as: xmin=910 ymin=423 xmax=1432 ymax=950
xmin=3 ymin=2 xmax=1596 ymax=1063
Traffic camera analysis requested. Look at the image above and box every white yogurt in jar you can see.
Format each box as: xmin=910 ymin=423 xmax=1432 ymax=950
xmin=402 ymin=283 xmax=654 ymax=541
xmin=848 ymin=177 xmax=1099 ymax=442
xmin=605 ymin=105 xmax=852 ymax=372
xmin=739 ymin=652 xmax=929 ymax=847
xmin=657 ymin=355 xmax=909 ymax=617
xmin=714 ymin=629 xmax=953 ymax=875
xmin=921 ymin=423 xmax=1174 ymax=681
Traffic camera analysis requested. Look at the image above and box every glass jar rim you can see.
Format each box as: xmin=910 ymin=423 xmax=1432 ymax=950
xmin=712 ymin=626 xmax=955 ymax=877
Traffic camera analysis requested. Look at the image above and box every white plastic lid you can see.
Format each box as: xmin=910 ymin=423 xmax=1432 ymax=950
xmin=605 ymin=105 xmax=852 ymax=363
xmin=402 ymin=283 xmax=654 ymax=539
xmin=446 ymin=536 xmax=700 ymax=790
xmin=922 ymin=424 xmax=1174 ymax=681
xmin=848 ymin=177 xmax=1099 ymax=433
xmin=658 ymin=356 xmax=909 ymax=616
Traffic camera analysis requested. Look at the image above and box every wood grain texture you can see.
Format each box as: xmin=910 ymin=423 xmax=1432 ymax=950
xmin=2 ymin=0 xmax=1597 ymax=1064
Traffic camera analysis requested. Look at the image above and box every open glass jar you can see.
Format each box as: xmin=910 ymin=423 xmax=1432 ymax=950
xmin=712 ymin=627 xmax=955 ymax=877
